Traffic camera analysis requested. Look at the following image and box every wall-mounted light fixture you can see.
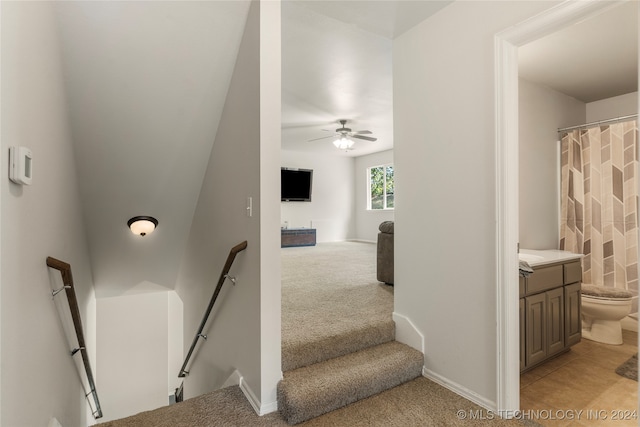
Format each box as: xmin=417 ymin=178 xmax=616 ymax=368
xmin=127 ymin=216 xmax=158 ymax=236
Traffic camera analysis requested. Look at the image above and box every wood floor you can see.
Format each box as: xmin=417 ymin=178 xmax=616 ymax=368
xmin=520 ymin=329 xmax=638 ymax=426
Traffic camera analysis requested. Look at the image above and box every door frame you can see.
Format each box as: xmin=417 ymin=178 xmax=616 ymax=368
xmin=494 ymin=0 xmax=628 ymax=416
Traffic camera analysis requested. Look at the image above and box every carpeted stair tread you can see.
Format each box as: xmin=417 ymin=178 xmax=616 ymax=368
xmin=282 ymin=318 xmax=395 ymax=371
xmin=278 ymin=340 xmax=423 ymax=425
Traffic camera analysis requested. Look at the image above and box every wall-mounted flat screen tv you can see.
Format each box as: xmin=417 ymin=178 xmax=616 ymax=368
xmin=281 ymin=168 xmax=313 ymax=202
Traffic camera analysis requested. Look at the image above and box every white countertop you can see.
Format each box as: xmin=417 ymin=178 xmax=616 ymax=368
xmin=519 ymin=249 xmax=583 ymax=267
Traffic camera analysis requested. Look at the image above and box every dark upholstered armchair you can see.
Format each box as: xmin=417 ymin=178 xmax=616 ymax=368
xmin=376 ymin=221 xmax=394 ymax=285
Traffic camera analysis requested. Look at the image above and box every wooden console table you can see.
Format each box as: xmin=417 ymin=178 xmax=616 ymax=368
xmin=281 ymin=228 xmax=316 ymax=248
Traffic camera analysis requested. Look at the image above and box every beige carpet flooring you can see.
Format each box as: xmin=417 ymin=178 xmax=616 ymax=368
xmin=97 ymin=378 xmax=537 ymax=427
xmin=281 ymin=242 xmax=395 ymax=371
xmin=278 ymin=340 xmax=423 ymax=424
xmin=97 ymin=242 xmax=537 ymax=426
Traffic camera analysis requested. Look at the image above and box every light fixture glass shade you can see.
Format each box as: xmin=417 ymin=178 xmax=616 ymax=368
xmin=127 ymin=216 xmax=158 ymax=236
xmin=333 ymin=136 xmax=353 ymax=150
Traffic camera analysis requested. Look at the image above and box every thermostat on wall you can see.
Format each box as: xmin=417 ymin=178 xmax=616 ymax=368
xmin=9 ymin=146 xmax=33 ymax=185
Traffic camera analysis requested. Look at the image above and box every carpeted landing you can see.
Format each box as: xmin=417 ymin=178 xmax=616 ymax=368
xmin=96 ymin=242 xmax=536 ymax=426
xmin=281 ymin=242 xmax=395 ymax=371
xmin=96 ymin=378 xmax=537 ymax=427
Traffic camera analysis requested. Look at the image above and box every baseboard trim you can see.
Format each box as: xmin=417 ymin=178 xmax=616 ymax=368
xmin=239 ymin=375 xmax=278 ymax=416
xmin=393 ymin=312 xmax=424 ymax=354
xmin=258 ymin=397 xmax=278 ymax=415
xmin=423 ymin=367 xmax=497 ymax=413
xmin=347 ymin=239 xmax=376 ymax=244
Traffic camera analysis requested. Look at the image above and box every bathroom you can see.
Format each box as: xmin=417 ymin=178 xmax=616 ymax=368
xmin=517 ymin=1 xmax=638 ymax=415
xmin=519 ymin=84 xmax=639 ymax=339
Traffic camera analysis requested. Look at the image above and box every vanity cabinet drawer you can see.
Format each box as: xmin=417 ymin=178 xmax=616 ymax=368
xmin=526 ymin=265 xmax=563 ymax=294
xmin=564 ymin=261 xmax=582 ymax=284
xmin=519 ymin=276 xmax=525 ymax=298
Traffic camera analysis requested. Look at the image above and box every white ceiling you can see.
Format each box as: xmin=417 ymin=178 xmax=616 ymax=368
xmin=281 ymin=2 xmax=394 ymax=157
xmin=518 ymin=1 xmax=638 ymax=103
xmin=281 ymin=1 xmax=452 ymax=158
xmin=55 ymin=1 xmax=251 ymax=296
xmin=51 ymin=1 xmax=637 ymax=296
xmin=283 ymin=1 xmax=638 ymax=158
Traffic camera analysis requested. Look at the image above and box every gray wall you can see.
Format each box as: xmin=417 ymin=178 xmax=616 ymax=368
xmin=393 ymin=0 xmax=560 ymax=407
xmin=586 ymin=92 xmax=638 ymax=122
xmin=518 ymin=78 xmax=586 ymax=249
xmin=1 ymin=2 xmax=97 ymax=425
xmin=97 ymin=292 xmax=172 ymax=422
xmin=174 ymin=0 xmax=281 ymax=411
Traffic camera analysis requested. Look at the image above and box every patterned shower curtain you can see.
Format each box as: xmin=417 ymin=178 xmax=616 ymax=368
xmin=559 ymin=120 xmax=638 ymax=294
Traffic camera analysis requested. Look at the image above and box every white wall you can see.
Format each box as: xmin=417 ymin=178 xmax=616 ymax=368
xmin=96 ymin=292 xmax=178 ymax=423
xmin=1 ymin=2 xmax=97 ymax=425
xmin=259 ymin=0 xmax=282 ymax=409
xmin=518 ymin=78 xmax=585 ymax=249
xmin=586 ymin=91 xmax=638 ymax=122
xmin=174 ymin=0 xmax=281 ymax=413
xmin=281 ymin=150 xmax=355 ymax=242
xmin=168 ymin=291 xmax=184 ymax=397
xmin=354 ymin=150 xmax=394 ymax=242
xmin=393 ymin=0 xmax=559 ymax=409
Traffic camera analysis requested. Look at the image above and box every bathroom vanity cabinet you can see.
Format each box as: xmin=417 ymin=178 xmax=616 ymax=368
xmin=519 ymin=257 xmax=582 ymax=372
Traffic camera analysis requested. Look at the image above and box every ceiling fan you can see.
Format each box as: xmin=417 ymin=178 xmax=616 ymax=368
xmin=308 ymin=119 xmax=377 ymax=150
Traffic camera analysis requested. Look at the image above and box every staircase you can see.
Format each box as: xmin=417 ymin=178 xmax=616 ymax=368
xmin=277 ymin=318 xmax=423 ymax=425
xmin=99 ymin=243 xmax=423 ymax=426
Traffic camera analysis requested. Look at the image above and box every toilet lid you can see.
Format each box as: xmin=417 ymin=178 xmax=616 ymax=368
xmin=581 ymin=284 xmax=634 ymax=300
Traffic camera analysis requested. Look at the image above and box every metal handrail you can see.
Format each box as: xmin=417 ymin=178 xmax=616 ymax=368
xmin=46 ymin=257 xmax=103 ymax=419
xmin=178 ymin=240 xmax=248 ymax=378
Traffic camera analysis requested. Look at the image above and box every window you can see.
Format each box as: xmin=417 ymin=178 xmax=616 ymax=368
xmin=368 ymin=164 xmax=394 ymax=210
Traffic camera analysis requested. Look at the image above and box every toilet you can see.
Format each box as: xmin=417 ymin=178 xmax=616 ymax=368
xmin=581 ymin=284 xmax=634 ymax=345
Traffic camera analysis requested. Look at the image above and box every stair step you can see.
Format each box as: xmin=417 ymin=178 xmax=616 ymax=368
xmin=277 ymin=341 xmax=423 ymax=425
xmin=282 ymin=319 xmax=395 ymax=372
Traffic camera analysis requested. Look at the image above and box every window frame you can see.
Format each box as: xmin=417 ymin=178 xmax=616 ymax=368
xmin=367 ymin=163 xmax=394 ymax=211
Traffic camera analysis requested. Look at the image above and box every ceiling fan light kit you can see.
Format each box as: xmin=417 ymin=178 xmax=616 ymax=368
xmin=333 ymin=136 xmax=354 ymax=150
xmin=308 ymin=119 xmax=377 ymax=150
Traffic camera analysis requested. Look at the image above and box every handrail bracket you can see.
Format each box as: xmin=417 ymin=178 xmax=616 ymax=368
xmin=71 ymin=347 xmax=85 ymax=356
xmin=52 ymin=285 xmax=71 ymax=298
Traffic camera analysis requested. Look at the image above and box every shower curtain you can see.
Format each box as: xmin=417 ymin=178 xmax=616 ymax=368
xmin=559 ymin=120 xmax=638 ymax=294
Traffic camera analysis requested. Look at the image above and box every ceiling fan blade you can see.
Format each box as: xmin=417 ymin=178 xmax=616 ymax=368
xmin=352 ymin=130 xmax=372 ymax=135
xmin=308 ymin=135 xmax=336 ymax=142
xmin=282 ymin=121 xmax=332 ymax=129
xmin=351 ymin=134 xmax=377 ymax=142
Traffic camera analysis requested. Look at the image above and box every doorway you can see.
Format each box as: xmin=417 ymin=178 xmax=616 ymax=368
xmin=495 ymin=0 xmax=635 ymax=416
